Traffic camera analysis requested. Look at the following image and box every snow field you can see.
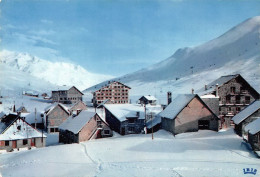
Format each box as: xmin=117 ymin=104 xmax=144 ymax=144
xmin=1 ymin=129 xmax=259 ymax=177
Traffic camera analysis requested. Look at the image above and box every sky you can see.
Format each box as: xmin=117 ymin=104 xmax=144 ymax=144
xmin=1 ymin=0 xmax=260 ymax=76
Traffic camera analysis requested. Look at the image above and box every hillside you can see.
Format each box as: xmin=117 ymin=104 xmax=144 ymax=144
xmin=84 ymin=16 xmax=260 ymax=104
xmin=0 ymin=50 xmax=113 ymax=91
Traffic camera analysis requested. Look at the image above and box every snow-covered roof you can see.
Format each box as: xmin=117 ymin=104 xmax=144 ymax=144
xmin=197 ymin=74 xmax=238 ymax=95
xmin=24 ymin=112 xmax=45 ymax=124
xmin=0 ymin=114 xmax=18 ymax=134
xmin=146 ymin=115 xmax=161 ymax=129
xmin=59 ymin=111 xmax=96 ymax=134
xmin=104 ymin=104 xmax=146 ymax=122
xmin=16 ymin=106 xmax=27 ymax=112
xmin=0 ymin=117 xmax=46 ymax=140
xmin=45 ymin=103 xmax=70 ymax=115
xmin=245 ymin=118 xmax=260 ymax=135
xmin=159 ymin=94 xmax=197 ymax=119
xmin=232 ymin=101 xmax=260 ymax=124
xmin=0 ymin=111 xmax=6 ymax=119
xmin=140 ymin=95 xmax=157 ymax=101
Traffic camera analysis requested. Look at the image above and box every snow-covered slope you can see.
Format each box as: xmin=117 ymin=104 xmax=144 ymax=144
xmin=84 ymin=16 xmax=260 ymax=104
xmin=0 ymin=130 xmax=259 ymax=177
xmin=0 ymin=50 xmax=113 ymax=91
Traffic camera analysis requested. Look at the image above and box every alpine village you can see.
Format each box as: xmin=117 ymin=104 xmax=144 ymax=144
xmin=1 ymin=74 xmax=260 ymax=158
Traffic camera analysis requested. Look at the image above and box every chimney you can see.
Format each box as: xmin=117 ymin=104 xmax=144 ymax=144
xmin=192 ymin=88 xmax=194 ymax=94
xmin=216 ymin=84 xmax=219 ymax=97
xmin=205 ymin=85 xmax=208 ymax=91
xmin=167 ymin=91 xmax=172 ymax=105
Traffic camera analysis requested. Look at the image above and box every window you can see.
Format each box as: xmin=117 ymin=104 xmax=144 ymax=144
xmin=226 ymin=95 xmax=231 ymax=104
xmin=128 ymin=127 xmax=135 ymax=132
xmin=128 ymin=119 xmax=135 ymax=123
xmin=104 ymin=130 xmax=110 ymax=135
xmin=55 ymin=128 xmax=59 ymax=132
xmin=235 ymin=96 xmax=240 ymax=104
xmin=245 ymin=96 xmax=250 ymax=104
xmin=236 ymin=107 xmax=241 ymax=112
xmin=97 ymin=120 xmax=102 ymax=128
xmin=50 ymin=128 xmax=55 ymax=133
xmin=5 ymin=141 xmax=9 ymax=146
xmin=17 ymin=125 xmax=21 ymax=130
xmin=23 ymin=139 xmax=28 ymax=145
xmin=231 ymin=87 xmax=236 ymax=93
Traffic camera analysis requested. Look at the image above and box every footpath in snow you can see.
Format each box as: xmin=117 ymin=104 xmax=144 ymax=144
xmin=0 ymin=129 xmax=259 ymax=177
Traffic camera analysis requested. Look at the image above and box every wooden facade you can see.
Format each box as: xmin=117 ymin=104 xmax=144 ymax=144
xmin=200 ymin=74 xmax=259 ymax=128
xmin=160 ymin=94 xmax=219 ymax=135
xmin=92 ymin=81 xmax=131 ymax=107
xmin=59 ymin=112 xmax=112 ymax=144
xmin=52 ymin=86 xmax=84 ymax=104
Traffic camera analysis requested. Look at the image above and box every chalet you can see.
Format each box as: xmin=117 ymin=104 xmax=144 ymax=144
xmin=92 ymin=81 xmax=131 ymax=107
xmin=232 ymin=100 xmax=260 ymax=138
xmin=0 ymin=113 xmax=46 ymax=152
xmin=52 ymin=86 xmax=84 ymax=104
xmin=59 ymin=111 xmax=112 ymax=144
xmin=198 ymin=74 xmax=260 ymax=128
xmin=44 ymin=103 xmax=70 ymax=133
xmin=104 ymin=104 xmax=146 ymax=135
xmin=160 ymin=94 xmax=219 ymax=135
xmin=139 ymin=95 xmax=157 ymax=105
xmin=245 ymin=118 xmax=260 ymax=151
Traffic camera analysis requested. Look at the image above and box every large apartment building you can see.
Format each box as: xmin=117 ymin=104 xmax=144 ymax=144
xmin=92 ymin=81 xmax=131 ymax=107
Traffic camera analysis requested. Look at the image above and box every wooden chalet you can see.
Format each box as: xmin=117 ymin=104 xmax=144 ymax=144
xmin=59 ymin=111 xmax=112 ymax=144
xmin=232 ymin=100 xmax=260 ymax=138
xmin=0 ymin=113 xmax=46 ymax=152
xmin=198 ymin=74 xmax=260 ymax=128
xmin=160 ymin=94 xmax=219 ymax=135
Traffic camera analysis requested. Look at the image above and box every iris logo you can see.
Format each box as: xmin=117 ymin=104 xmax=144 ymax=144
xmin=243 ymin=168 xmax=257 ymax=175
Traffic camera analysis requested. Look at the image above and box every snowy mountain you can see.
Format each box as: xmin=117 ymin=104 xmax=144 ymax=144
xmin=0 ymin=50 xmax=113 ymax=91
xmin=84 ymin=16 xmax=260 ymax=103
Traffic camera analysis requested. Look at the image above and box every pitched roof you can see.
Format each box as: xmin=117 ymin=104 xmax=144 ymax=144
xmin=104 ymin=104 xmax=145 ymax=122
xmin=245 ymin=118 xmax=260 ymax=135
xmin=146 ymin=115 xmax=161 ymax=129
xmin=45 ymin=103 xmax=70 ymax=115
xmin=52 ymin=86 xmax=84 ymax=95
xmin=24 ymin=112 xmax=45 ymax=124
xmin=159 ymin=94 xmax=197 ymax=119
xmin=0 ymin=114 xmax=18 ymax=134
xmin=197 ymin=74 xmax=238 ymax=95
xmin=232 ymin=100 xmax=260 ymax=124
xmin=140 ymin=95 xmax=157 ymax=101
xmin=0 ymin=116 xmax=46 ymax=140
xmin=69 ymin=86 xmax=84 ymax=95
xmin=59 ymin=111 xmax=96 ymax=134
xmin=93 ymin=81 xmax=131 ymax=92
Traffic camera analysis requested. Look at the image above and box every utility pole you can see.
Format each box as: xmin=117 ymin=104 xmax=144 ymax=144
xmin=34 ymin=108 xmax=37 ymax=129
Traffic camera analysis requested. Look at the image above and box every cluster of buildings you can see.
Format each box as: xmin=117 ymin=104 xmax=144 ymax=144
xmin=0 ymin=75 xmax=260 ymax=155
